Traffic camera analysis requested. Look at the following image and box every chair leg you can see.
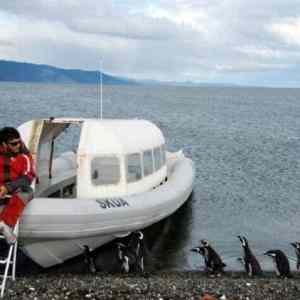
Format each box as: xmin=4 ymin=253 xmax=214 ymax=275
xmin=0 ymin=221 xmax=19 ymax=298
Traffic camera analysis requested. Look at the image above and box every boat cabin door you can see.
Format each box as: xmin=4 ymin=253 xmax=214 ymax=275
xmin=19 ymin=119 xmax=79 ymax=197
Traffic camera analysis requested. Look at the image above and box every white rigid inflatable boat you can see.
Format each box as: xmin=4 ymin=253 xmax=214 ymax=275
xmin=17 ymin=118 xmax=195 ymax=268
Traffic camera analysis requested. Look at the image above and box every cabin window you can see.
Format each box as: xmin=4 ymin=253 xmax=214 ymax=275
xmin=161 ymin=144 xmax=166 ymax=165
xmin=143 ymin=150 xmax=153 ymax=176
xmin=91 ymin=156 xmax=120 ymax=185
xmin=127 ymin=153 xmax=142 ymax=183
xmin=154 ymin=147 xmax=162 ymax=170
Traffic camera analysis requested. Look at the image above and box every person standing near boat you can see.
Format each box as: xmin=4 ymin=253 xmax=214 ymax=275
xmin=0 ymin=127 xmax=35 ymax=244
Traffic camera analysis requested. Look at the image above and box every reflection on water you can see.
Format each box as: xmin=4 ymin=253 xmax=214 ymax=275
xmin=145 ymin=193 xmax=194 ymax=270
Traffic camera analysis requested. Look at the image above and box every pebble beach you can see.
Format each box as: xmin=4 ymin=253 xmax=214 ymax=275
xmin=4 ymin=271 xmax=300 ymax=300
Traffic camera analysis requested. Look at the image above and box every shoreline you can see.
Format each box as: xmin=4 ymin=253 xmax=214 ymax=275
xmin=5 ymin=271 xmax=300 ymax=299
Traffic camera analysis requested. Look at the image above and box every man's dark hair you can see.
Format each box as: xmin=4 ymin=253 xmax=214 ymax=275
xmin=0 ymin=127 xmax=20 ymax=144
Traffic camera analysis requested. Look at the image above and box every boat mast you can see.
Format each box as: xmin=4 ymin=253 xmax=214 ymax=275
xmin=100 ymin=60 xmax=103 ymax=119
xmin=97 ymin=60 xmax=103 ymax=119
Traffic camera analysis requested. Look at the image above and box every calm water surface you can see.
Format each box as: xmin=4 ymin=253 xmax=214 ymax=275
xmin=0 ymin=82 xmax=300 ymax=272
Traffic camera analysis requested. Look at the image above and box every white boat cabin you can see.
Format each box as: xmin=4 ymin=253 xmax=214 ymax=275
xmin=18 ymin=118 xmax=167 ymax=199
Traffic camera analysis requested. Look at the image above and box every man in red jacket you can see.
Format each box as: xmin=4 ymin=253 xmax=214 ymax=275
xmin=0 ymin=127 xmax=35 ymax=244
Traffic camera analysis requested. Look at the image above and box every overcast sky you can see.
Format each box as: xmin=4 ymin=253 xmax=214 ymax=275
xmin=0 ymin=0 xmax=300 ymax=87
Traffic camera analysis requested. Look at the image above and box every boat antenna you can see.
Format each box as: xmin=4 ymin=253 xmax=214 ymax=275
xmin=97 ymin=60 xmax=103 ymax=119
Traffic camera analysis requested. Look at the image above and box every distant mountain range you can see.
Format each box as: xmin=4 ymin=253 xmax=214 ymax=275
xmin=139 ymin=78 xmax=238 ymax=87
xmin=0 ymin=60 xmax=134 ymax=85
xmin=0 ymin=59 xmax=237 ymax=87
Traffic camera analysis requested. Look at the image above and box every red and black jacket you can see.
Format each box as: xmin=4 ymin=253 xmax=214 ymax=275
xmin=0 ymin=143 xmax=35 ymax=193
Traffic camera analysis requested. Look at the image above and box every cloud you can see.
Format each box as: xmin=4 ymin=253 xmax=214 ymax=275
xmin=235 ymin=46 xmax=284 ymax=59
xmin=215 ymin=62 xmax=292 ymax=73
xmin=0 ymin=0 xmax=300 ymax=86
xmin=268 ymin=17 xmax=300 ymax=46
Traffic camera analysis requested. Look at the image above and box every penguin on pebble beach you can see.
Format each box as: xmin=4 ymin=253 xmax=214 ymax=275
xmin=127 ymin=230 xmax=145 ymax=272
xmin=291 ymin=242 xmax=300 ymax=270
xmin=191 ymin=239 xmax=226 ymax=275
xmin=116 ymin=231 xmax=145 ymax=273
xmin=83 ymin=245 xmax=97 ymax=273
xmin=116 ymin=242 xmax=131 ymax=273
xmin=237 ymin=235 xmax=263 ymax=277
xmin=264 ymin=249 xmax=292 ymax=278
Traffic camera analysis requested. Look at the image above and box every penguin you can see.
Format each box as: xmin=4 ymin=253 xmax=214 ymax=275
xmin=291 ymin=242 xmax=300 ymax=271
xmin=116 ymin=242 xmax=130 ymax=273
xmin=200 ymin=239 xmax=226 ymax=274
xmin=116 ymin=231 xmax=145 ymax=273
xmin=83 ymin=245 xmax=97 ymax=273
xmin=237 ymin=235 xmax=263 ymax=277
xmin=264 ymin=249 xmax=292 ymax=278
xmin=127 ymin=231 xmax=145 ymax=272
xmin=193 ymin=239 xmax=226 ymax=274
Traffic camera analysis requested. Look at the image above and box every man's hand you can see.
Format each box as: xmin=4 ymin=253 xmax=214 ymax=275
xmin=0 ymin=186 xmax=8 ymax=198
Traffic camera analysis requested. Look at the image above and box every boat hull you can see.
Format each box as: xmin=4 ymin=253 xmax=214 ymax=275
xmin=20 ymin=154 xmax=194 ymax=267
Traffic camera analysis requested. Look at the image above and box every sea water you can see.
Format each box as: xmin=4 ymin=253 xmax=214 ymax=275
xmin=0 ymin=82 xmax=299 ymax=272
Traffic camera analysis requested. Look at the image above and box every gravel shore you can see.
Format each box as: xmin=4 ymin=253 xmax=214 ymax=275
xmin=4 ymin=271 xmax=300 ymax=300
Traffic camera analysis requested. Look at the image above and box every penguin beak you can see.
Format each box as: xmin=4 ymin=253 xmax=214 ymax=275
xmin=291 ymin=242 xmax=296 ymax=248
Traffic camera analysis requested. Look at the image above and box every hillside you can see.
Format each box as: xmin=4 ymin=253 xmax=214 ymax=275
xmin=0 ymin=60 xmax=134 ymax=84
